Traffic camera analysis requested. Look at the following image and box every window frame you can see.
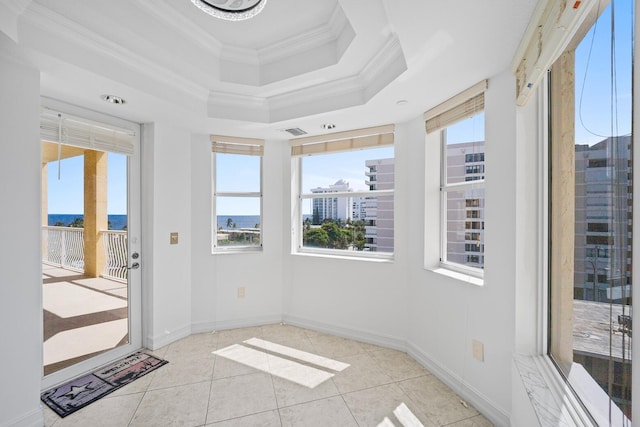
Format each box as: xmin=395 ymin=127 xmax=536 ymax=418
xmin=543 ymin=0 xmax=635 ymax=422
xmin=423 ymin=80 xmax=487 ymax=279
xmin=438 ymin=115 xmax=486 ymax=278
xmin=211 ymin=136 xmax=264 ymax=253
xmin=291 ymin=126 xmax=395 ymax=260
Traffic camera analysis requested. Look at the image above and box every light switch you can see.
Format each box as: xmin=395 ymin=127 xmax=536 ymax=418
xmin=170 ymin=232 xmax=179 ymax=245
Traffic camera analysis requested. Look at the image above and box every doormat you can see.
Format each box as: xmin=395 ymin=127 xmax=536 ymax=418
xmin=41 ymin=351 xmax=168 ymax=418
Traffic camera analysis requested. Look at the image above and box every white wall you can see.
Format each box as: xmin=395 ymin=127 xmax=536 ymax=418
xmin=406 ymin=71 xmax=521 ymax=426
xmin=0 ymin=35 xmax=44 ymax=427
xmin=142 ymin=122 xmax=192 ymax=349
xmin=189 ymin=137 xmax=287 ymax=332
xmin=284 ymin=121 xmax=412 ymax=347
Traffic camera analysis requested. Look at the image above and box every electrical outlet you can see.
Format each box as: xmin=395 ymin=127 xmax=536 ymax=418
xmin=237 ymin=287 xmax=246 ymax=298
xmin=472 ymin=340 xmax=484 ymax=362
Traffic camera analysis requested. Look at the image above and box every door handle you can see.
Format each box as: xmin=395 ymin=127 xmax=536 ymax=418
xmin=128 ymin=262 xmax=140 ymax=270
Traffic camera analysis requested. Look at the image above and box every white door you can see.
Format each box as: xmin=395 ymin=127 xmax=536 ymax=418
xmin=41 ymin=98 xmax=142 ymax=390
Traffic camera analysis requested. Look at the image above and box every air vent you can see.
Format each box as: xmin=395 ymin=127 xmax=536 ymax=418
xmin=284 ymin=128 xmax=307 ymax=136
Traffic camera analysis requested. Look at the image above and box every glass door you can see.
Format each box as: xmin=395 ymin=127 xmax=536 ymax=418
xmin=40 ymin=101 xmax=141 ymax=390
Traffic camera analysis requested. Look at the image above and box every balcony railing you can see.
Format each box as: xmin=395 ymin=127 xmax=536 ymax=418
xmin=42 ymin=226 xmax=85 ymax=271
xmin=101 ymin=230 xmax=128 ymax=281
xmin=42 ymin=226 xmax=128 ymax=282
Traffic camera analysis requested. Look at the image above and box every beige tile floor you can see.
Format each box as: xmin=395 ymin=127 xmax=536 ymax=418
xmin=43 ymin=324 xmax=493 ymax=427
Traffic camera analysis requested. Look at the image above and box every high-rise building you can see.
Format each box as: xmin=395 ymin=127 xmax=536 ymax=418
xmin=310 ymin=179 xmax=352 ymax=223
xmin=364 ymin=158 xmax=394 ymax=252
xmin=445 ymin=141 xmax=486 ymax=268
xmin=574 ymin=136 xmax=633 ymax=303
xmin=351 ymin=197 xmax=366 ymax=221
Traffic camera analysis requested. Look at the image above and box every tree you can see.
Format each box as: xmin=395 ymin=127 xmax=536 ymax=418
xmin=321 ymin=220 xmax=347 ymax=249
xmin=226 ymin=218 xmax=233 ymax=228
xmin=304 ymin=228 xmax=329 ymax=247
xmin=68 ymin=217 xmax=84 ymax=228
xmin=304 ymin=217 xmax=311 ymax=231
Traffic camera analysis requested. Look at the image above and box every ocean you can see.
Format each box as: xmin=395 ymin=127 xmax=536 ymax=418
xmin=216 ymin=215 xmax=261 ymax=229
xmin=49 ymin=214 xmax=311 ymax=231
xmin=48 ymin=214 xmax=128 ymax=230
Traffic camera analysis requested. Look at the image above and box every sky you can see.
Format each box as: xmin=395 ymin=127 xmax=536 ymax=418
xmin=47 ymin=152 xmax=127 ymax=215
xmin=47 ymin=0 xmax=632 ymax=217
xmin=574 ymin=0 xmax=633 ymax=146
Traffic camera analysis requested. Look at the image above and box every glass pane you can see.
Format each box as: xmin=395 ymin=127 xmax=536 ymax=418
xmin=42 ymin=147 xmax=130 ymax=375
xmin=215 ymin=196 xmax=261 ymax=248
xmin=549 ymin=0 xmax=633 ymax=421
xmin=302 ymin=195 xmax=393 ymax=253
xmin=301 ymin=146 xmax=394 ymax=194
xmin=445 ymin=189 xmax=485 ymax=269
xmin=300 ymin=145 xmax=394 ymax=254
xmin=216 ymin=153 xmax=260 ymax=192
xmin=445 ymin=113 xmax=485 ymax=185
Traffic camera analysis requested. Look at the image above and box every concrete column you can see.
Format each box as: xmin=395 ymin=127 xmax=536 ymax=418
xmin=84 ymin=150 xmax=108 ymax=278
xmin=549 ymin=50 xmax=575 ymax=363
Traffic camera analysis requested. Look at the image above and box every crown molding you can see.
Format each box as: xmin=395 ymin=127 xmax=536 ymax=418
xmin=0 ymin=0 xmax=32 ymax=41
xmin=207 ymin=33 xmax=406 ymax=123
xmin=360 ymin=34 xmax=407 ymax=99
xmin=20 ymin=3 xmax=209 ymax=102
xmin=133 ymin=0 xmax=224 ymax=58
xmin=257 ymin=3 xmax=351 ymax=65
xmin=219 ymin=2 xmax=354 ymax=86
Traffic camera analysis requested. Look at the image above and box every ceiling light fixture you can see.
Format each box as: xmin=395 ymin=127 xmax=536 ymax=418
xmin=101 ymin=94 xmax=126 ymax=105
xmin=191 ymin=0 xmax=268 ymax=21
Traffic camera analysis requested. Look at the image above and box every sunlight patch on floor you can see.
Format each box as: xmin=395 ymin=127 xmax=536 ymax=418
xmin=43 ymin=318 xmax=128 ymax=366
xmin=43 ymin=282 xmax=127 ymax=318
xmin=243 ymin=337 xmax=350 ymax=371
xmin=214 ymin=339 xmax=349 ymax=388
xmin=377 ymin=403 xmax=424 ymax=427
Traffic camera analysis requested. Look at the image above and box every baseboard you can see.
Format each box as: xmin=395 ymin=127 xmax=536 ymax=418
xmin=146 ymin=323 xmax=191 ymax=350
xmin=406 ymin=342 xmax=510 ymax=427
xmin=211 ymin=314 xmax=283 ymax=332
xmin=282 ymin=314 xmax=407 ymax=351
xmin=0 ymin=407 xmax=43 ymax=427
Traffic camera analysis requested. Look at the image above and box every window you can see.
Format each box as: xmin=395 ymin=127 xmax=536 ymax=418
xmin=291 ymin=125 xmax=394 ymax=256
xmin=424 ymin=80 xmax=487 ymax=275
xmin=548 ymin=0 xmax=633 ymax=422
xmin=211 ymin=136 xmax=264 ymax=251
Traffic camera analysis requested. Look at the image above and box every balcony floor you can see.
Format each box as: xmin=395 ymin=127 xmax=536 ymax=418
xmin=42 ymin=264 xmax=128 ymax=376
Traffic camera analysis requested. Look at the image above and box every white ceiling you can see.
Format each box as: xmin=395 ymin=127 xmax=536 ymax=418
xmin=2 ymin=0 xmax=538 ymax=140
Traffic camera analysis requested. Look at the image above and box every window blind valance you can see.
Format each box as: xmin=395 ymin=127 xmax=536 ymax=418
xmin=511 ymin=0 xmax=597 ymax=106
xmin=424 ymin=80 xmax=487 ymax=134
xmin=211 ymin=135 xmax=264 ymax=156
xmin=290 ymin=124 xmax=394 ymax=157
xmin=40 ymin=108 xmax=136 ymax=156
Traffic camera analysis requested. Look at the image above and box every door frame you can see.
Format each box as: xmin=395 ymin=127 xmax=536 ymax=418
xmin=40 ymin=97 xmax=142 ymax=390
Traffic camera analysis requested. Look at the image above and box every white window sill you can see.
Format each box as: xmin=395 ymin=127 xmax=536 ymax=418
xmin=513 ymin=354 xmax=624 ymax=427
xmin=293 ymin=250 xmax=394 ymax=263
xmin=212 ymin=247 xmax=263 ymax=255
xmin=430 ymin=267 xmax=484 ymax=286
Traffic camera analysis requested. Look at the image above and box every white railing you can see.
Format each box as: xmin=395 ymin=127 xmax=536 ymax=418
xmin=42 ymin=226 xmax=85 ymax=271
xmin=101 ymin=230 xmax=128 ymax=282
xmin=42 ymin=226 xmax=128 ymax=282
